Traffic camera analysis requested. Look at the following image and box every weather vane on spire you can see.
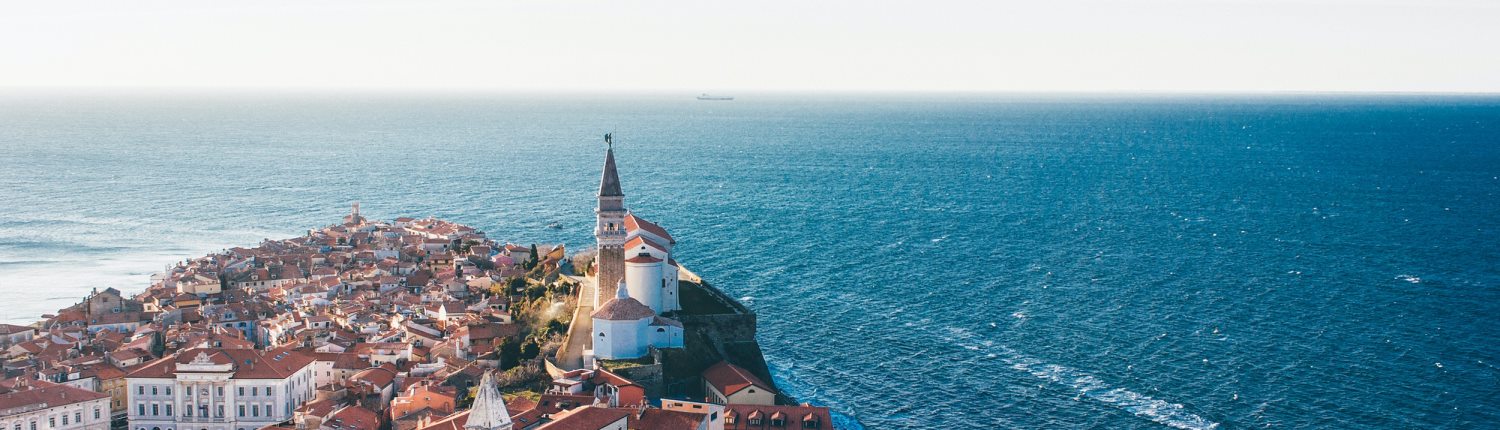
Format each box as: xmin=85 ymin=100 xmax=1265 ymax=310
xmin=604 ymin=132 xmax=613 ymax=148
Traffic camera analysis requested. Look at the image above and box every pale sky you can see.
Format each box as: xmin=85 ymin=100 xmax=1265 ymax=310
xmin=2 ymin=0 xmax=1498 ymax=93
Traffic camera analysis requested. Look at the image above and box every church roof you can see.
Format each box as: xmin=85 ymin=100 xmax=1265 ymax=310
xmin=624 ymin=236 xmax=668 ymax=253
xmin=598 ymin=147 xmax=623 ymax=197
xmin=591 ymin=297 xmax=656 ymax=321
xmin=623 ymin=213 xmax=673 ymax=244
xmin=624 ymin=254 xmax=662 ymax=264
xmin=650 ymin=316 xmax=682 ymax=328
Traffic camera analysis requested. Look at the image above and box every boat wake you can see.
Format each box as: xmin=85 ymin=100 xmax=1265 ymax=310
xmin=947 ymin=327 xmax=1220 ymax=430
xmin=1006 ymin=354 xmax=1219 ymax=430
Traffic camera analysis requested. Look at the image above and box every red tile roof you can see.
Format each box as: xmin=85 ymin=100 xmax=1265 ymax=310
xmin=535 ymin=405 xmax=631 ymax=430
xmin=324 ymin=406 xmax=381 ymax=430
xmin=590 ymin=297 xmax=656 ymax=321
xmin=702 ymin=361 xmax=775 ymax=398
xmin=127 ymin=346 xmax=315 ymax=380
xmin=632 ymin=407 xmax=710 ymax=429
xmin=0 ymin=381 xmax=108 ymax=413
xmin=624 ymin=254 xmax=662 ymax=264
xmin=623 ymin=236 xmax=667 ymax=254
xmin=623 ymin=213 xmax=674 ymax=244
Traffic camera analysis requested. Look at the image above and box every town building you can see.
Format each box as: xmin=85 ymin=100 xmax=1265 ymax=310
xmin=590 ymin=284 xmax=683 ymax=360
xmin=124 ymin=347 xmax=316 ymax=430
xmin=0 ymin=381 xmax=111 ymax=430
xmin=701 ymin=362 xmax=776 ymax=406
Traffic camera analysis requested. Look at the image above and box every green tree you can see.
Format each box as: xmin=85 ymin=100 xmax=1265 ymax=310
xmin=498 ymin=337 xmax=522 ymax=370
xmin=520 ymin=340 xmax=540 ymax=360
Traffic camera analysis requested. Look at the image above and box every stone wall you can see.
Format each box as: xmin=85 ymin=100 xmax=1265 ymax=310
xmin=660 ymin=274 xmax=778 ymax=400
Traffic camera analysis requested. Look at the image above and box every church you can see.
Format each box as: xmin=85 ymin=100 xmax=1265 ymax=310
xmin=588 ymin=138 xmax=685 ymax=361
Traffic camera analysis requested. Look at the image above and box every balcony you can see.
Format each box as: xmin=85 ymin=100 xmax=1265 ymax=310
xmin=178 ymin=415 xmax=227 ymax=423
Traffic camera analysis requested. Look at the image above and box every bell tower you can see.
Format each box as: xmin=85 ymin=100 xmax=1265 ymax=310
xmin=594 ymin=134 xmax=627 ymax=307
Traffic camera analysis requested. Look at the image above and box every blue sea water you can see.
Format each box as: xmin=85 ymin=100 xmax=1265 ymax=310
xmin=1 ymin=92 xmax=1498 ymax=429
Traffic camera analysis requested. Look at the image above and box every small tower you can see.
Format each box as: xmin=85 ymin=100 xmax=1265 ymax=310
xmin=344 ymin=202 xmax=366 ymax=225
xmin=464 ymin=370 xmax=513 ymax=430
xmin=594 ymin=134 xmax=628 ymax=307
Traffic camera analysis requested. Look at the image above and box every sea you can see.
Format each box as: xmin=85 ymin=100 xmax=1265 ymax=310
xmin=1 ymin=91 xmax=1497 ymax=429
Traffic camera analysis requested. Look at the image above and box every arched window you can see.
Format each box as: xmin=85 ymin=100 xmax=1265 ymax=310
xmin=598 ymin=332 xmax=605 ymax=337
xmin=656 ymin=328 xmax=665 ymax=333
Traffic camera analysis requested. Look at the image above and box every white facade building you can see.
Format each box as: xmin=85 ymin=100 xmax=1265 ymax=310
xmin=590 ymin=282 xmax=683 ymax=360
xmin=124 ymin=348 xmax=316 ymax=430
xmin=0 ymin=382 xmax=111 ymax=430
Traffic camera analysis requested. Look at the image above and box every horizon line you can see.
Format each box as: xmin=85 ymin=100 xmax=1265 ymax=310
xmin=3 ymin=86 xmax=1500 ymax=97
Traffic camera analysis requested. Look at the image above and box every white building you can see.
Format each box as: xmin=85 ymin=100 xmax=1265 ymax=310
xmin=585 ymin=145 xmax=686 ymax=361
xmin=0 ymin=382 xmax=111 ymax=430
xmin=590 ymin=282 xmax=684 ymax=360
xmin=124 ymin=347 xmax=317 ymax=430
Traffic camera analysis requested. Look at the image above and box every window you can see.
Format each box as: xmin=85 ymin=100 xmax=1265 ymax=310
xmin=73 ymin=413 xmax=80 ymax=423
xmin=61 ymin=415 xmax=67 ymax=426
xmin=772 ymin=418 xmax=785 ymax=426
xmin=749 ymin=418 xmax=761 ymax=425
xmin=138 ymin=405 xmax=145 ymax=416
xmin=165 ymin=387 xmax=172 ymax=395
xmin=165 ymin=405 xmax=172 ymax=416
xmin=47 ymin=417 xmax=54 ymax=428
xmin=94 ymin=409 xmax=100 ymax=420
xmin=238 ymin=387 xmax=244 ymax=396
xmin=217 ymin=387 xmax=224 ymax=396
xmin=217 ymin=405 xmax=224 ymax=418
xmin=151 ymin=387 xmax=157 ymax=395
xmin=138 ymin=387 xmax=144 ymax=395
xmin=152 ymin=405 xmax=159 ymax=416
xmin=238 ymin=405 xmax=244 ymax=417
xmin=251 ymin=405 xmax=259 ymax=417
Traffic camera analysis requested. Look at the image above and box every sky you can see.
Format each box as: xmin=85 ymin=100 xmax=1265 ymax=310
xmin=2 ymin=0 xmax=1498 ymax=93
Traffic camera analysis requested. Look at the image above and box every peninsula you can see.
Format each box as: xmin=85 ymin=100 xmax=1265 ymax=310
xmin=0 ymin=139 xmax=837 ymax=430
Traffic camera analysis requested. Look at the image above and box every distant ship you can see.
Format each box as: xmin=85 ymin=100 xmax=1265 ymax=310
xmin=696 ymin=93 xmax=734 ymax=101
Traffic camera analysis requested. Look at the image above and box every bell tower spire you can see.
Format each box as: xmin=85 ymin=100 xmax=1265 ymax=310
xmin=464 ymin=371 xmax=513 ymax=430
xmin=594 ymin=133 xmax=627 ymax=307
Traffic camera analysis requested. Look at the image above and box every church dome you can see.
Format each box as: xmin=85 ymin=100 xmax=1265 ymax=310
xmin=591 ymin=297 xmax=656 ymax=321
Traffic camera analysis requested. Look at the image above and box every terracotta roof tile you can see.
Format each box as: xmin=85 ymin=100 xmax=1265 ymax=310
xmin=702 ymin=361 xmax=775 ymax=398
xmin=590 ymin=297 xmax=655 ymax=321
